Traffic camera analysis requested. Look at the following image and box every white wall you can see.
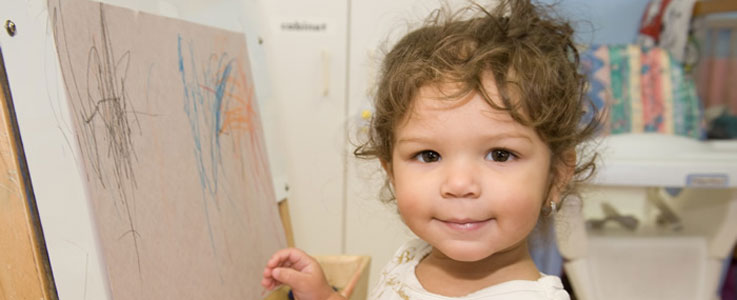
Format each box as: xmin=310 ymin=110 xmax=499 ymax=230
xmin=538 ymin=0 xmax=651 ymax=44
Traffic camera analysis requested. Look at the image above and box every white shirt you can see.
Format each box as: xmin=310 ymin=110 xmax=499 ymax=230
xmin=370 ymin=239 xmax=570 ymax=300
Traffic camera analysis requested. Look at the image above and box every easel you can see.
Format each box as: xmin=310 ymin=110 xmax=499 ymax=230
xmin=0 ymin=45 xmax=56 ymax=299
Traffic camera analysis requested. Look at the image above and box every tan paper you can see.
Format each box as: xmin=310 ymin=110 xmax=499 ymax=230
xmin=48 ymin=0 xmax=286 ymax=298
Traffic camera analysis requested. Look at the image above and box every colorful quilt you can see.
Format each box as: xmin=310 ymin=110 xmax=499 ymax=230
xmin=581 ymin=45 xmax=705 ymax=138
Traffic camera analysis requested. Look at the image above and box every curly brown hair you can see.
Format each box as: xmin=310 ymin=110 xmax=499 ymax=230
xmin=355 ymin=0 xmax=600 ymax=210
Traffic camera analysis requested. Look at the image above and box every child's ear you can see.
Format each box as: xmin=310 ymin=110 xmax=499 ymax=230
xmin=550 ymin=149 xmax=577 ymax=204
xmin=380 ymin=159 xmax=393 ymax=181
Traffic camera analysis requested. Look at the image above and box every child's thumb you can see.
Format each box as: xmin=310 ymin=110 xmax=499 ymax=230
xmin=272 ymin=267 xmax=304 ymax=287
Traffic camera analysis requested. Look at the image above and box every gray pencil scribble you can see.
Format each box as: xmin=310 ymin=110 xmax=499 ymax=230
xmin=50 ymin=0 xmax=145 ymax=276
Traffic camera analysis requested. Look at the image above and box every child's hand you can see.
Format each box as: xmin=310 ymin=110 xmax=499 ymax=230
xmin=261 ymin=248 xmax=343 ymax=300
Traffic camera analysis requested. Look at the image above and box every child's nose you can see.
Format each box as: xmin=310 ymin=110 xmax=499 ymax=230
xmin=440 ymin=161 xmax=480 ymax=199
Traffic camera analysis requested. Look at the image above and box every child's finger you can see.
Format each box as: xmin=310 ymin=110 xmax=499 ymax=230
xmin=267 ymin=248 xmax=311 ymax=271
xmin=261 ymin=277 xmax=272 ymax=289
xmin=266 ymin=250 xmax=286 ymax=267
xmin=266 ymin=248 xmax=300 ymax=268
xmin=271 ymin=267 xmax=306 ymax=289
xmin=261 ymin=266 xmax=282 ymax=290
xmin=261 ymin=273 xmax=281 ymax=290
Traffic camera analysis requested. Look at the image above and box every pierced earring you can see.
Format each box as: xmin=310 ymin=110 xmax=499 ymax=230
xmin=546 ymin=201 xmax=557 ymax=216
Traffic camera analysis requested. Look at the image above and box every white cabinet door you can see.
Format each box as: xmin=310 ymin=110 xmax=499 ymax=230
xmin=260 ymin=0 xmax=349 ymax=255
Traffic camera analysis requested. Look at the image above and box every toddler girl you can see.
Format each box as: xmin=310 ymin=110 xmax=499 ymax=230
xmin=262 ymin=0 xmax=598 ymax=299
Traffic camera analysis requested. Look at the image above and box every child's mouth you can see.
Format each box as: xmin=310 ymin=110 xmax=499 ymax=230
xmin=438 ymin=218 xmax=492 ymax=231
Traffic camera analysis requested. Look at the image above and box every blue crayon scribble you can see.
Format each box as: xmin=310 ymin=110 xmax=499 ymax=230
xmin=178 ymin=35 xmax=217 ymax=254
xmin=177 ymin=35 xmax=244 ymax=256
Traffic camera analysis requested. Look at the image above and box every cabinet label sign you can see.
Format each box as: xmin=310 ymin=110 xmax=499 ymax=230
xmin=686 ymin=174 xmax=729 ymax=188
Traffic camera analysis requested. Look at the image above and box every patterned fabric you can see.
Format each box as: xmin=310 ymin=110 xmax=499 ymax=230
xmin=580 ymin=44 xmax=705 ymax=138
xmin=695 ymin=26 xmax=737 ymax=117
xmin=369 ymin=239 xmax=570 ymax=300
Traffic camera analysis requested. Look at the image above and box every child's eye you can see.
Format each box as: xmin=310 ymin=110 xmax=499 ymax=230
xmin=414 ymin=150 xmax=441 ymax=163
xmin=486 ymin=149 xmax=515 ymax=162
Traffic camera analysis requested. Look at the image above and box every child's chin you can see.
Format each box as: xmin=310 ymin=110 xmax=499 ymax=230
xmin=437 ymin=242 xmax=494 ymax=262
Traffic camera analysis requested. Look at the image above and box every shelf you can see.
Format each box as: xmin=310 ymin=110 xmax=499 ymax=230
xmin=589 ymin=134 xmax=737 ymax=188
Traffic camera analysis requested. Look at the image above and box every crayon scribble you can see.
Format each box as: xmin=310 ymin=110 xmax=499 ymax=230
xmin=50 ymin=0 xmax=144 ymax=274
xmin=177 ymin=35 xmax=271 ymax=255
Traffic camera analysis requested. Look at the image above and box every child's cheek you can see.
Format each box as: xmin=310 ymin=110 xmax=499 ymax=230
xmin=394 ymin=184 xmax=426 ymax=216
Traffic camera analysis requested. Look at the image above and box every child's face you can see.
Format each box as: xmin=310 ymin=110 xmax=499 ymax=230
xmin=389 ymin=81 xmax=553 ymax=262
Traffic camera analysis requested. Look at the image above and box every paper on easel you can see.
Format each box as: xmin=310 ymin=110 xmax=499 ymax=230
xmin=48 ymin=0 xmax=286 ymax=298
